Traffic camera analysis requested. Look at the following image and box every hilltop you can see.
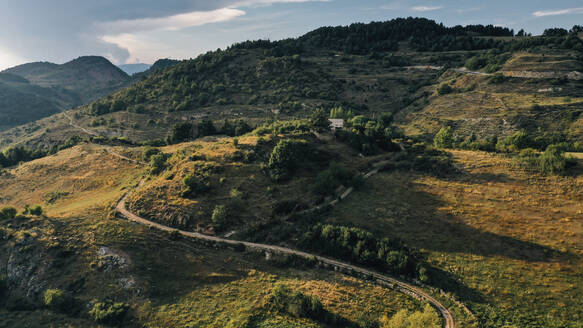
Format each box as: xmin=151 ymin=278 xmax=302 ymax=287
xmin=0 ymin=17 xmax=582 ymax=328
xmin=0 ymin=56 xmax=131 ymax=130
xmin=0 ymin=18 xmax=581 ymax=151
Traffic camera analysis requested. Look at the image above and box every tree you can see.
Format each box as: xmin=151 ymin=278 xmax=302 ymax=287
xmin=537 ymin=147 xmax=566 ymax=174
xmin=433 ymin=127 xmax=454 ymax=148
xmin=197 ymin=119 xmax=217 ymax=137
xmin=516 ymin=29 xmax=526 ymax=37
xmin=268 ymin=139 xmax=306 ymax=181
xmin=28 ymin=205 xmax=43 ymax=216
xmin=0 ymin=207 xmax=17 ymax=221
xmin=167 ymin=122 xmax=194 ymax=144
xmin=211 ymin=205 xmax=228 ymax=231
xmin=310 ymin=108 xmax=330 ymax=131
xmin=149 ymin=154 xmax=167 ymax=175
xmin=381 ymin=304 xmax=440 ymax=328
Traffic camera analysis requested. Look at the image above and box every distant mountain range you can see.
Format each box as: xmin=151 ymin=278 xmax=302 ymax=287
xmin=0 ymin=56 xmax=179 ymax=131
xmin=118 ymin=63 xmax=151 ymax=75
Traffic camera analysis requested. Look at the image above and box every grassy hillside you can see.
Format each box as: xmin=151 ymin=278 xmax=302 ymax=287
xmin=0 ymin=142 xmax=439 ymax=328
xmin=325 ymin=149 xmax=583 ymax=327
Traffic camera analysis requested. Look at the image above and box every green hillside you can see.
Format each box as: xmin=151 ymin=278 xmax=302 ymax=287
xmin=0 ymin=56 xmax=132 ymax=131
xmin=1 ymin=18 xmax=581 ymax=152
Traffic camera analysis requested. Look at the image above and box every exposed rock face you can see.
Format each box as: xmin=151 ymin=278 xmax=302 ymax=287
xmin=96 ymin=246 xmax=131 ymax=272
xmin=5 ymin=234 xmax=48 ymax=305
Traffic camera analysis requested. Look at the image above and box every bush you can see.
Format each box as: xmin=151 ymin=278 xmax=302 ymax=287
xmin=436 ymin=83 xmax=453 ymax=95
xmin=381 ymin=304 xmax=440 ymax=328
xmin=433 ymin=127 xmax=454 ymax=148
xmin=149 ymin=154 xmax=168 ymax=175
xmin=44 ymin=289 xmax=73 ymax=313
xmin=0 ymin=206 xmax=17 ymax=221
xmin=537 ymin=147 xmax=566 ymax=174
xmin=181 ymin=173 xmax=210 ymax=197
xmin=312 ymin=162 xmax=354 ymax=196
xmin=28 ymin=205 xmax=43 ymax=216
xmin=142 ymin=146 xmax=161 ymax=161
xmin=88 ymin=301 xmax=129 ymax=324
xmin=270 ymin=284 xmax=323 ymax=319
xmin=211 ymin=205 xmax=229 ymax=231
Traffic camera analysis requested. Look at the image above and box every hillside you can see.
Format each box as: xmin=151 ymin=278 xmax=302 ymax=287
xmin=1 ymin=17 xmax=583 ymax=328
xmin=0 ymin=142 xmax=451 ymax=328
xmin=0 ymin=57 xmax=132 ymax=131
xmin=0 ymin=73 xmax=76 ymax=130
xmin=0 ymin=18 xmax=581 ymax=152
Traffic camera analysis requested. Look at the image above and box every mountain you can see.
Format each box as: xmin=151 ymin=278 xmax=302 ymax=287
xmin=4 ymin=56 xmax=130 ymax=103
xmin=118 ymin=63 xmax=151 ymax=75
xmin=0 ymin=72 xmax=79 ymax=130
xmin=2 ymin=18 xmax=582 ymax=150
xmin=1 ymin=18 xmax=583 ymax=328
xmin=0 ymin=56 xmax=131 ymax=130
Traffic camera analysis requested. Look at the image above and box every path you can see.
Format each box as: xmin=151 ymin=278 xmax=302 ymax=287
xmin=115 ymin=191 xmax=455 ymax=328
xmin=65 ymin=108 xmax=459 ymax=328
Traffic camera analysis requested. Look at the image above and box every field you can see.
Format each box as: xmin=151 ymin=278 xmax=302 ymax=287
xmin=327 ymin=149 xmax=583 ymax=327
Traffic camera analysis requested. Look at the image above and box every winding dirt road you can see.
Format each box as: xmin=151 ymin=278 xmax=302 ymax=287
xmin=65 ymin=111 xmax=458 ymax=327
xmin=115 ymin=185 xmax=456 ymax=328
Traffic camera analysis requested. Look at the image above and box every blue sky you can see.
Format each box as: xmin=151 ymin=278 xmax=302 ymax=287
xmin=0 ymin=0 xmax=582 ymax=70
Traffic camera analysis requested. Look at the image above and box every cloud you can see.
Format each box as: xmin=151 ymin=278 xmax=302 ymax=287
xmin=231 ymin=0 xmax=330 ymax=6
xmin=98 ymin=0 xmax=329 ymax=64
xmin=412 ymin=5 xmax=443 ymax=12
xmin=99 ymin=8 xmax=246 ymax=34
xmin=532 ymin=7 xmax=583 ymax=17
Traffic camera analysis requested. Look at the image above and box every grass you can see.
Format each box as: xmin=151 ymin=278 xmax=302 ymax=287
xmin=0 ymin=139 xmax=431 ymax=328
xmin=327 ymin=149 xmax=583 ymax=327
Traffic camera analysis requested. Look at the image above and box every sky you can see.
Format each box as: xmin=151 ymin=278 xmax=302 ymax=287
xmin=0 ymin=0 xmax=582 ymax=70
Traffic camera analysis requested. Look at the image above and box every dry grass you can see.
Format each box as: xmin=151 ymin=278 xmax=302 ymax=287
xmin=328 ymin=149 xmax=583 ymax=326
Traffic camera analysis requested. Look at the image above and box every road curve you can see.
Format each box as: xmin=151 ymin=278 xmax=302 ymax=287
xmin=64 ymin=113 xmax=457 ymax=327
xmin=115 ymin=186 xmax=456 ymax=328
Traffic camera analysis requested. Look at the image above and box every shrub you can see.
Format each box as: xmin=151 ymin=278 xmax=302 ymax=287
xmin=436 ymin=83 xmax=453 ymax=95
xmin=88 ymin=301 xmax=129 ymax=324
xmin=270 ymin=284 xmax=323 ymax=319
xmin=142 ymin=146 xmax=161 ymax=161
xmin=181 ymin=173 xmax=210 ymax=197
xmin=44 ymin=289 xmax=73 ymax=313
xmin=433 ymin=127 xmax=454 ymax=148
xmin=537 ymin=147 xmax=566 ymax=174
xmin=0 ymin=206 xmax=17 ymax=221
xmin=211 ymin=205 xmax=229 ymax=231
xmin=312 ymin=162 xmax=354 ymax=196
xmin=381 ymin=304 xmax=440 ymax=328
xmin=149 ymin=154 xmax=168 ymax=175
xmin=28 ymin=205 xmax=43 ymax=216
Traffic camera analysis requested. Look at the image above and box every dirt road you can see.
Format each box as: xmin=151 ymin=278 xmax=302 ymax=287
xmin=115 ymin=186 xmax=456 ymax=328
